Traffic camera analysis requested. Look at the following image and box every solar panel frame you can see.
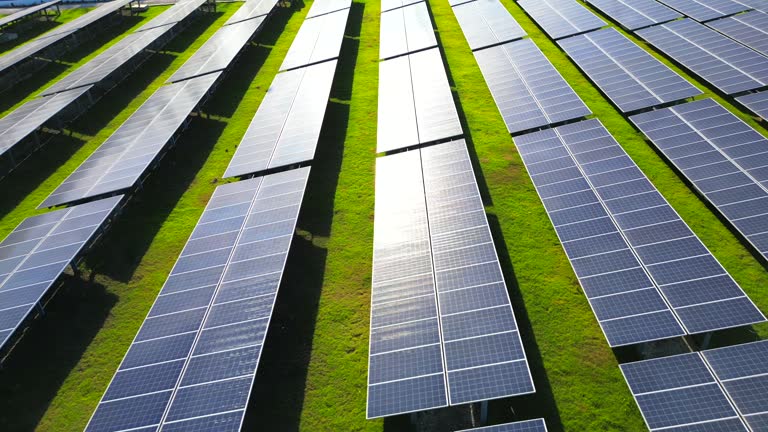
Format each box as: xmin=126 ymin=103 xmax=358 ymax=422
xmin=279 ymin=7 xmax=349 ymax=71
xmin=472 ymin=38 xmax=591 ymax=134
xmin=0 ymin=0 xmax=61 ymax=29
xmin=657 ymin=0 xmax=750 ymax=22
xmin=584 ymin=0 xmax=682 ymax=30
xmin=737 ymin=89 xmax=768 ymax=121
xmin=224 ymin=0 xmax=277 ymax=25
xmin=451 ymin=0 xmax=526 ymax=51
xmin=379 ymin=1 xmax=436 ymax=60
xmin=636 ymin=18 xmax=768 ymax=95
xmin=706 ymin=10 xmax=768 ymax=58
xmin=517 ymin=0 xmax=607 ymax=40
xmin=558 ymin=28 xmax=702 ymax=113
xmin=305 ymin=0 xmax=352 ymax=19
xmin=457 ymin=418 xmax=548 ymax=432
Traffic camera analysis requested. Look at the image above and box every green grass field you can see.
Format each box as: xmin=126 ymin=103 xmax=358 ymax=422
xmin=1 ymin=0 xmax=767 ymax=430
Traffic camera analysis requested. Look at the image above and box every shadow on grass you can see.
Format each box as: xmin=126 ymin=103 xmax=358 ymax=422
xmin=242 ymin=3 xmax=362 ymax=429
xmin=0 ymin=276 xmax=117 ymax=431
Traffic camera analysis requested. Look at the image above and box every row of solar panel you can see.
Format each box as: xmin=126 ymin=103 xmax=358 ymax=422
xmin=622 ymin=339 xmax=768 ymax=431
xmin=368 ymin=140 xmax=534 ymax=418
xmin=0 ymin=0 xmax=61 ymax=30
xmin=459 ymin=419 xmax=548 ymax=432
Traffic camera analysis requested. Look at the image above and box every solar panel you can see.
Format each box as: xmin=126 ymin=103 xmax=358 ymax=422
xmin=279 ymin=8 xmax=348 ymax=71
xmin=473 ymin=39 xmax=591 ymax=134
xmin=735 ymin=0 xmax=768 ymax=12
xmin=0 ymin=195 xmax=122 ymax=353
xmin=637 ymin=18 xmax=768 ymax=95
xmin=517 ymin=0 xmax=606 ymax=40
xmin=707 ymin=10 xmax=768 ymax=57
xmin=558 ymin=28 xmax=702 ymax=113
xmin=381 ymin=0 xmax=422 ymax=13
xmin=85 ymin=168 xmax=310 ymax=432
xmin=167 ymin=17 xmax=266 ymax=83
xmin=39 ymin=72 xmax=220 ymax=209
xmin=451 ymin=0 xmax=525 ymax=51
xmin=368 ymin=140 xmax=534 ymax=418
xmin=620 ymin=353 xmax=748 ymax=431
xmin=379 ymin=2 xmax=436 ymax=60
xmin=584 ymin=0 xmax=682 ymax=30
xmin=0 ymin=0 xmax=61 ymax=29
xmin=737 ymin=90 xmax=768 ymax=121
xmin=223 ymin=60 xmax=337 ymax=178
xmin=377 ymin=48 xmax=462 ymax=153
xmin=630 ymin=98 xmax=768 ymax=261
xmin=306 ymin=0 xmax=351 ymax=19
xmin=515 ymin=119 xmax=766 ymax=342
xmin=224 ymin=0 xmax=277 ymax=26
xmin=0 ymin=85 xmax=92 ymax=157
xmin=656 ymin=0 xmax=749 ymax=21
xmin=457 ymin=419 xmax=548 ymax=432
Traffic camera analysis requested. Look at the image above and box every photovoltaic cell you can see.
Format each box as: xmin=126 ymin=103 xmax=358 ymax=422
xmin=637 ymin=18 xmax=768 ymax=95
xmin=737 ymin=90 xmax=768 ymax=121
xmin=451 ymin=0 xmax=526 ymax=51
xmin=223 ymin=60 xmax=337 ymax=178
xmin=305 ymin=0 xmax=351 ymax=19
xmin=707 ymin=10 xmax=768 ymax=57
xmin=457 ymin=418 xmax=548 ymax=432
xmin=517 ymin=0 xmax=606 ymax=40
xmin=39 ymin=72 xmax=220 ymax=209
xmin=584 ymin=0 xmax=682 ymax=30
xmin=224 ymin=0 xmax=277 ymax=26
xmin=0 ymin=85 xmax=91 ymax=157
xmin=279 ymin=8 xmax=349 ymax=71
xmin=631 ymin=98 xmax=768 ymax=261
xmin=381 ymin=0 xmax=422 ymax=13
xmin=473 ymin=38 xmax=591 ymax=134
xmin=0 ymin=195 xmax=122 ymax=353
xmin=377 ymin=48 xmax=462 ymax=153
xmin=85 ymin=168 xmax=310 ymax=432
xmin=167 ymin=17 xmax=266 ymax=83
xmin=558 ymin=28 xmax=701 ymax=113
xmin=379 ymin=2 xmax=436 ymax=60
xmin=0 ymin=0 xmax=61 ymax=29
xmin=657 ymin=0 xmax=749 ymax=21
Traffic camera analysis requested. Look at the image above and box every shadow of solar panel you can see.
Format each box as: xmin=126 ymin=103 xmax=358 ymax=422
xmin=39 ymin=73 xmax=220 ymax=209
xmin=457 ymin=418 xmax=548 ymax=432
xmin=168 ymin=17 xmax=266 ymax=83
xmin=381 ymin=0 xmax=423 ymax=13
xmin=559 ymin=28 xmax=701 ymax=113
xmin=0 ymin=0 xmax=61 ymax=28
xmin=0 ymin=195 xmax=121 ymax=353
xmin=452 ymin=0 xmax=526 ymax=51
xmin=737 ymin=89 xmax=768 ymax=121
xmin=0 ymin=85 xmax=92 ymax=156
xmin=380 ymin=1 xmax=436 ymax=60
xmin=224 ymin=60 xmax=337 ymax=178
xmin=637 ymin=18 xmax=768 ymax=95
xmin=85 ymin=168 xmax=310 ymax=432
xmin=585 ymin=0 xmax=682 ymax=30
xmin=657 ymin=0 xmax=749 ymax=21
xmin=306 ymin=0 xmax=351 ymax=18
xmin=280 ymin=8 xmax=349 ymax=71
xmin=377 ymin=48 xmax=462 ymax=153
xmin=473 ymin=39 xmax=590 ymax=134
xmin=707 ymin=10 xmax=768 ymax=57
xmin=631 ymin=98 xmax=768 ymax=261
xmin=224 ymin=0 xmax=277 ymax=26
xmin=518 ymin=0 xmax=606 ymax=40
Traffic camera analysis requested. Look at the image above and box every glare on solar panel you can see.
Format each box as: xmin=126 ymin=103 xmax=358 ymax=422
xmin=306 ymin=0 xmax=351 ymax=19
xmin=381 ymin=0 xmax=422 ymax=13
xmin=707 ymin=10 xmax=768 ymax=57
xmin=737 ymin=90 xmax=768 ymax=121
xmin=457 ymin=419 xmax=548 ymax=432
xmin=584 ymin=0 xmax=682 ymax=30
xmin=280 ymin=8 xmax=349 ymax=71
xmin=657 ymin=0 xmax=749 ymax=21
xmin=379 ymin=1 xmax=436 ymax=60
xmin=451 ymin=0 xmax=526 ymax=51
xmin=517 ymin=0 xmax=606 ymax=40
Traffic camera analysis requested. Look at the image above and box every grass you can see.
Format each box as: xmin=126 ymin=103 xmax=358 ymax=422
xmin=1 ymin=0 xmax=768 ymax=431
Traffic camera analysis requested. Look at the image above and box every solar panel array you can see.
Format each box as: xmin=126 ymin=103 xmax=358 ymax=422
xmin=379 ymin=2 xmax=436 ymax=60
xmin=637 ymin=18 xmax=768 ymax=95
xmin=473 ymin=39 xmax=591 ymax=134
xmin=457 ymin=419 xmax=548 ymax=432
xmin=167 ymin=16 xmax=268 ymax=83
xmin=381 ymin=0 xmax=422 ymax=13
xmin=0 ymin=196 xmax=122 ymax=353
xmin=133 ymin=0 xmax=206 ymax=32
xmin=451 ymin=0 xmax=526 ymax=51
xmin=378 ymin=47 xmax=462 ymax=153
xmin=559 ymin=28 xmax=702 ymax=113
xmin=517 ymin=0 xmax=606 ymax=40
xmin=368 ymin=140 xmax=534 ymax=418
xmin=223 ymin=60 xmax=337 ymax=178
xmin=85 ymin=167 xmax=310 ymax=432
xmin=630 ymin=99 xmax=768 ymax=261
xmin=514 ymin=119 xmax=766 ymax=345
xmin=224 ymin=0 xmax=277 ymax=26
xmin=584 ymin=0 xmax=682 ymax=30
xmin=707 ymin=10 xmax=768 ymax=58
xmin=657 ymin=0 xmax=750 ymax=22
xmin=737 ymin=89 xmax=768 ymax=121
xmin=279 ymin=7 xmax=349 ymax=71
xmin=40 ymin=72 xmax=220 ymax=209
xmin=306 ymin=0 xmax=352 ymax=19
xmin=0 ymin=0 xmax=61 ymax=29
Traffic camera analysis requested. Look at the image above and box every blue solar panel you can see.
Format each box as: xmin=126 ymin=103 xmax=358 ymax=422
xmin=657 ymin=0 xmax=749 ymax=21
xmin=585 ymin=0 xmax=682 ymax=30
xmin=735 ymin=0 xmax=768 ymax=12
xmin=631 ymin=98 xmax=768 ymax=262
xmin=457 ymin=419 xmax=548 ymax=432
xmin=707 ymin=10 xmax=768 ymax=57
xmin=637 ymin=18 xmax=768 ymax=95
xmin=558 ymin=28 xmax=701 ymax=113
xmin=85 ymin=168 xmax=310 ymax=432
xmin=518 ymin=0 xmax=606 ymax=40
xmin=737 ymin=90 xmax=768 ymax=121
xmin=452 ymin=0 xmax=526 ymax=51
